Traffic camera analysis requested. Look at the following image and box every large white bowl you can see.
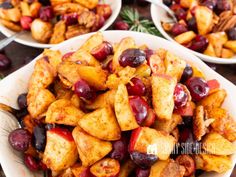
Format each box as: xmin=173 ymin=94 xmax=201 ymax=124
xmin=151 ymin=4 xmax=236 ymax=64
xmin=0 ymin=0 xmax=121 ymax=48
xmin=0 ymin=31 xmax=235 ymax=177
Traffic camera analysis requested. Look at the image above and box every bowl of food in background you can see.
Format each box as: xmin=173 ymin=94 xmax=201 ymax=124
xmin=151 ymin=0 xmax=236 ymax=64
xmin=0 ymin=0 xmax=121 ymax=48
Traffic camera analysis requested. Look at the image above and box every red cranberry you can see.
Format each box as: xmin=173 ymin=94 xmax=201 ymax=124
xmin=163 ymin=0 xmax=173 ymax=6
xmin=136 ymin=168 xmax=150 ymax=177
xmin=171 ymin=23 xmax=188 ymax=36
xmin=114 ymin=21 xmax=129 ymax=30
xmin=20 ymin=16 xmax=33 ymax=30
xmin=74 ymin=80 xmax=95 ymax=100
xmin=39 ymin=161 xmax=47 ymax=171
xmin=172 ymin=6 xmax=187 ymax=20
xmin=0 ymin=54 xmax=11 ymax=70
xmin=144 ymin=49 xmax=154 ymax=60
xmin=130 ymin=151 xmax=157 ymax=169
xmin=186 ymin=77 xmax=209 ymax=102
xmin=39 ymin=6 xmax=54 ymax=22
xmin=202 ymin=0 xmax=217 ymax=10
xmin=93 ymin=15 xmax=105 ymax=31
xmin=126 ymin=77 xmax=146 ymax=96
xmin=24 ymin=154 xmax=39 ymax=171
xmin=129 ymin=96 xmax=149 ymax=125
xmin=226 ymin=27 xmax=236 ymax=40
xmin=61 ymin=13 xmax=78 ymax=26
xmin=110 ymin=136 xmax=128 ymax=161
xmin=119 ymin=49 xmax=146 ymax=68
xmin=174 ymin=84 xmax=188 ymax=108
xmin=8 ymin=128 xmax=31 ymax=152
xmin=180 ymin=64 xmax=193 ymax=83
xmin=189 ymin=35 xmax=208 ymax=52
xmin=17 ymin=93 xmax=27 ymax=110
xmin=91 ymin=41 xmax=113 ymax=61
xmin=187 ymin=17 xmax=197 ymax=33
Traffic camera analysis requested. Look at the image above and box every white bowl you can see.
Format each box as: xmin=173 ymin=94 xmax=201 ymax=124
xmin=151 ymin=4 xmax=236 ymax=64
xmin=0 ymin=31 xmax=235 ymax=177
xmin=0 ymin=0 xmax=121 ymax=48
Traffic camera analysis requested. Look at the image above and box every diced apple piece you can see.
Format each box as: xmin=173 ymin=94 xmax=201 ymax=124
xmin=129 ymin=127 xmax=176 ymax=160
xmin=70 ymin=49 xmax=100 ymax=66
xmin=76 ymin=65 xmax=108 ymax=90
xmin=149 ymin=159 xmax=183 ymax=177
xmin=45 ymin=99 xmax=84 ymax=126
xmin=203 ymin=43 xmax=216 ymax=57
xmin=221 ymin=48 xmax=234 ymax=58
xmin=194 ymin=154 xmax=232 ymax=173
xmin=195 ymin=6 xmax=213 ymax=35
xmin=71 ymin=163 xmax=92 ymax=177
xmin=151 ymin=74 xmax=177 ymax=120
xmin=199 ymin=89 xmax=226 ymax=109
xmin=153 ymin=114 xmax=182 ymax=133
xmin=28 ymin=89 xmax=55 ymax=118
xmin=112 ymin=37 xmax=136 ymax=72
xmin=164 ymin=51 xmax=186 ymax=81
xmin=202 ymin=132 xmax=236 ymax=155
xmin=118 ymin=159 xmax=136 ymax=177
xmin=174 ymin=101 xmax=195 ymax=116
xmin=79 ymin=32 xmax=104 ymax=53
xmin=43 ymin=128 xmax=78 ymax=171
xmin=90 ymin=158 xmax=120 ymax=177
xmin=174 ymin=31 xmax=196 ymax=44
xmin=78 ymin=106 xmax=121 ymax=141
xmin=72 ymin=126 xmax=112 ymax=167
xmin=114 ymin=84 xmax=139 ymax=131
xmin=85 ymin=90 xmax=116 ymax=110
xmin=207 ymin=32 xmax=228 ymax=57
xmin=224 ymin=40 xmax=236 ymax=52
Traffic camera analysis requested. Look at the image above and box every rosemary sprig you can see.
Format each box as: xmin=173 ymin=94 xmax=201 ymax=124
xmin=120 ymin=7 xmax=162 ymax=36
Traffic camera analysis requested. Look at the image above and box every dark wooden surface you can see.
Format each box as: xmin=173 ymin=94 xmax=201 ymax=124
xmin=0 ymin=2 xmax=235 ymax=177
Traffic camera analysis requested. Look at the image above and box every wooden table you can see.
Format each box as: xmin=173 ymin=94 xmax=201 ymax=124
xmin=0 ymin=1 xmax=235 ymax=176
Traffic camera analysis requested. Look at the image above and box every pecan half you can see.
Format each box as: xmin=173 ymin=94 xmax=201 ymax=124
xmin=213 ymin=11 xmax=236 ymax=32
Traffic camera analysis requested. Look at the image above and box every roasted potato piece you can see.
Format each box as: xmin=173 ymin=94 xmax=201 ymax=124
xmin=149 ymin=53 xmax=165 ymax=74
xmin=153 ymin=114 xmax=182 ymax=133
xmin=50 ymin=0 xmax=71 ymax=6
xmin=54 ymin=80 xmax=73 ymax=99
xmin=78 ymin=11 xmax=96 ymax=28
xmin=195 ymin=6 xmax=213 ymax=35
xmin=207 ymin=107 xmax=236 ymax=141
xmin=28 ymin=89 xmax=55 ymax=118
xmin=151 ymin=74 xmax=176 ymax=120
xmin=161 ymin=22 xmax=173 ymax=32
xmin=194 ymin=154 xmax=232 ymax=173
xmin=85 ymin=89 xmax=116 ymax=110
xmin=150 ymin=159 xmax=183 ymax=177
xmin=20 ymin=1 xmax=31 ymax=16
xmin=203 ymin=43 xmax=216 ymax=57
xmin=78 ymin=106 xmax=121 ymax=141
xmin=191 ymin=63 xmax=206 ymax=79
xmin=46 ymin=99 xmax=84 ymax=126
xmin=59 ymin=168 xmax=74 ymax=177
xmin=202 ymin=132 xmax=236 ymax=155
xmin=0 ymin=7 xmax=21 ymax=22
xmin=53 ymin=2 xmax=88 ymax=15
xmin=76 ymin=65 xmax=108 ymax=90
xmin=30 ymin=2 xmax=42 ymax=18
xmin=174 ymin=31 xmax=196 ymax=44
xmin=199 ymin=89 xmax=226 ymax=109
xmin=164 ymin=51 xmax=186 ymax=81
xmin=224 ymin=40 xmax=236 ymax=52
xmin=112 ymin=37 xmax=136 ymax=72
xmin=43 ymin=128 xmax=78 ymax=171
xmin=135 ymin=63 xmax=151 ymax=77
xmin=72 ymin=126 xmax=112 ymax=167
xmin=22 ymin=115 xmax=36 ymax=134
xmin=193 ymin=106 xmax=214 ymax=141
xmin=69 ymin=49 xmax=100 ymax=67
xmin=106 ymin=66 xmax=136 ymax=89
xmin=31 ymin=19 xmax=53 ymax=43
xmin=180 ymin=0 xmax=197 ymax=8
xmin=65 ymin=24 xmax=90 ymax=40
xmin=118 ymin=159 xmax=136 ymax=177
xmin=71 ymin=163 xmax=90 ymax=177
xmin=43 ymin=49 xmax=62 ymax=73
xmin=73 ymin=0 xmax=98 ymax=9
xmin=114 ymin=84 xmax=139 ymax=131
xmin=50 ymin=21 xmax=66 ymax=44
xmin=0 ymin=19 xmax=21 ymax=31
xmin=221 ymin=48 xmax=234 ymax=58
xmin=79 ymin=31 xmax=103 ymax=53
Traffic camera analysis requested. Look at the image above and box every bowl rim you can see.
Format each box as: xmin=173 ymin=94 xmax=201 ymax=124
xmin=0 ymin=0 xmax=122 ymax=49
xmin=150 ymin=4 xmax=236 ymax=64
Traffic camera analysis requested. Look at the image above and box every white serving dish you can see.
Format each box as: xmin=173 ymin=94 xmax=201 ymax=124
xmin=151 ymin=3 xmax=236 ymax=64
xmin=0 ymin=0 xmax=121 ymax=48
xmin=0 ymin=31 xmax=235 ymax=177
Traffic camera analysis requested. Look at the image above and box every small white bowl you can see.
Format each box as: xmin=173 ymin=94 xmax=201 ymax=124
xmin=0 ymin=31 xmax=235 ymax=177
xmin=0 ymin=0 xmax=121 ymax=48
xmin=151 ymin=4 xmax=236 ymax=64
